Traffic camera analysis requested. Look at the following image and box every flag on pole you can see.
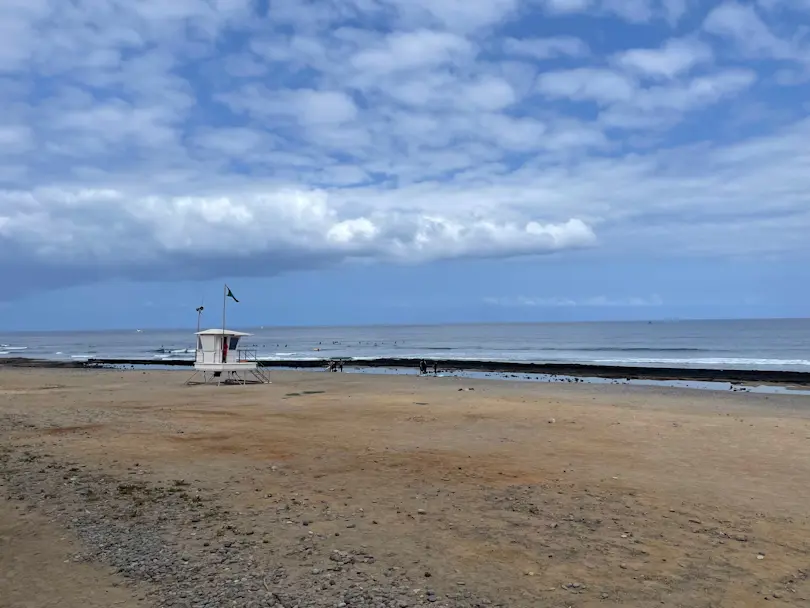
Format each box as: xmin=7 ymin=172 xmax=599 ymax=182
xmin=225 ymin=286 xmax=239 ymax=303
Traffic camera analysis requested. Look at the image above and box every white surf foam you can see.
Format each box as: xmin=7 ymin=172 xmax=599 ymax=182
xmin=592 ymin=357 xmax=810 ymax=368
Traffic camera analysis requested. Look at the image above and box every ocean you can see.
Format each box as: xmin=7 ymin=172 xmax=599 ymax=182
xmin=2 ymin=318 xmax=810 ymax=372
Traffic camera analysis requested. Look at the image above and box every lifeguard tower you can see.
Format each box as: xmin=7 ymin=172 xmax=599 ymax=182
xmin=185 ymin=329 xmax=270 ymax=385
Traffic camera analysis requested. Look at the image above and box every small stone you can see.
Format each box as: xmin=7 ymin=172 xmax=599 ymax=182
xmin=417 ymin=509 xmax=426 ymax=515
xmin=548 ymin=418 xmax=555 ymax=424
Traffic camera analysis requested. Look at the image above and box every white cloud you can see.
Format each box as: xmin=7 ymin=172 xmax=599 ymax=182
xmin=0 ymin=0 xmax=808 ymax=294
xmin=0 ymin=188 xmax=595 ymax=280
xmin=298 ymin=90 xmax=359 ymax=125
xmin=350 ymin=30 xmax=475 ymax=73
xmin=615 ymin=38 xmax=713 ymax=79
xmin=536 ymin=0 xmax=690 ymax=23
xmin=539 ymin=0 xmax=595 ymax=14
xmin=216 ymin=87 xmax=358 ymax=126
xmin=703 ymin=1 xmax=808 ymax=63
xmin=0 ymin=125 xmax=34 ymax=153
xmin=599 ymin=69 xmax=757 ymax=129
xmin=536 ymin=68 xmax=637 ymax=103
xmin=661 ymin=0 xmax=690 ymax=24
xmin=380 ymin=0 xmax=520 ymax=31
xmin=504 ymin=36 xmax=590 ymax=59
xmin=602 ymin=0 xmax=655 ymax=22
xmin=757 ymin=0 xmax=810 ymax=12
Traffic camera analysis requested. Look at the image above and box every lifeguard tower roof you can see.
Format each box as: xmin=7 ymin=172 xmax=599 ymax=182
xmin=195 ymin=328 xmax=252 ymax=337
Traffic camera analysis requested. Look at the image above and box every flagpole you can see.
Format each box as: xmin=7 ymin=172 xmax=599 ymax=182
xmin=222 ymin=284 xmax=227 ymax=364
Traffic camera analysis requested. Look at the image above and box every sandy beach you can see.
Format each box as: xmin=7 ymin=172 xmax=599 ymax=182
xmin=2 ymin=368 xmax=810 ymax=607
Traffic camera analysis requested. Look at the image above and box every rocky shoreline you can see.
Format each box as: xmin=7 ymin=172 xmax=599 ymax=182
xmin=3 ymin=355 xmax=810 ymax=386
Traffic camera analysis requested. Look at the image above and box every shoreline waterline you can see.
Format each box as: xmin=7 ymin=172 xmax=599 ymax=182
xmin=4 ymin=356 xmax=810 ymax=389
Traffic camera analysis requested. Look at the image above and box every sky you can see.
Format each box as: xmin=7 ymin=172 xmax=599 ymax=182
xmin=1 ymin=0 xmax=810 ymax=330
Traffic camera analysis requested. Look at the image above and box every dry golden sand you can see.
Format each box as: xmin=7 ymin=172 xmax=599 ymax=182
xmin=2 ymin=368 xmax=810 ymax=607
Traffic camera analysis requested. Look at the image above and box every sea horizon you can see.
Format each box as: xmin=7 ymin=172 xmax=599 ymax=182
xmin=3 ymin=318 xmax=810 ymax=373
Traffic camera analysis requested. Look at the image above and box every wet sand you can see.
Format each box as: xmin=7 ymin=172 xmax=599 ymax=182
xmin=2 ymin=368 xmax=810 ymax=607
xmin=5 ymin=355 xmax=810 ymax=387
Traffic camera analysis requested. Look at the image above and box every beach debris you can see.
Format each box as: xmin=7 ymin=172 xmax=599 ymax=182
xmin=757 ymin=553 xmax=765 ymax=560
xmin=548 ymin=418 xmax=556 ymax=424
xmin=329 ymin=550 xmax=355 ymax=565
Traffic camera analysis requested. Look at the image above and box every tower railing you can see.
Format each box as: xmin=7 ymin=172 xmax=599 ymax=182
xmin=236 ymin=348 xmax=258 ymax=362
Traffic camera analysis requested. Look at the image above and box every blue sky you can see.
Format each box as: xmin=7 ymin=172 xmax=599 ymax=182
xmin=1 ymin=0 xmax=810 ymax=330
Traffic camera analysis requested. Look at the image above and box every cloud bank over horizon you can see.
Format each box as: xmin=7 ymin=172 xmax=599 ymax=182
xmin=1 ymin=0 xmax=810 ymax=296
